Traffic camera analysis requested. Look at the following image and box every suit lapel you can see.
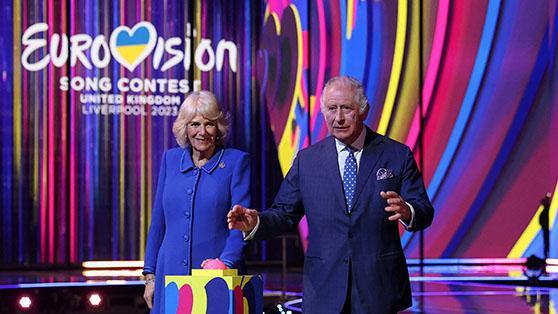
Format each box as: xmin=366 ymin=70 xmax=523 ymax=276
xmin=324 ymin=137 xmax=346 ymax=208
xmin=351 ymin=128 xmax=384 ymax=210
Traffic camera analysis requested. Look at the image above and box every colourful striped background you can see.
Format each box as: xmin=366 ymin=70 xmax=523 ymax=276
xmin=0 ymin=0 xmax=556 ymax=266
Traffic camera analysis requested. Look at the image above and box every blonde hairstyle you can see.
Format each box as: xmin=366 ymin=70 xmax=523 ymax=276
xmin=320 ymin=76 xmax=369 ymax=114
xmin=172 ymin=91 xmax=229 ymax=148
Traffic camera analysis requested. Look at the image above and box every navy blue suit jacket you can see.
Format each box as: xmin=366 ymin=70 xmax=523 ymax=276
xmin=253 ymin=129 xmax=434 ymax=313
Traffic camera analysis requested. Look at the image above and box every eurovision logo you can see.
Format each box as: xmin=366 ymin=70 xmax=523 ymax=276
xmin=21 ymin=21 xmax=237 ymax=73
xmin=110 ymin=22 xmax=157 ymax=72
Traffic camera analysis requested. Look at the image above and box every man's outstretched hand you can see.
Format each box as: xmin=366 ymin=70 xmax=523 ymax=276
xmin=380 ymin=191 xmax=411 ymax=222
xmin=227 ymin=205 xmax=259 ymax=232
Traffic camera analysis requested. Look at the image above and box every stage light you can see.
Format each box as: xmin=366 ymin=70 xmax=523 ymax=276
xmin=18 ymin=296 xmax=32 ymax=309
xmin=82 ymin=269 xmax=143 ymax=277
xmin=82 ymin=260 xmax=143 ymax=269
xmin=88 ymin=293 xmax=102 ymax=307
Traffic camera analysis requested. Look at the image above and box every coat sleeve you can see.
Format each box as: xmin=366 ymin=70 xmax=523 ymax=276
xmin=219 ymin=152 xmax=251 ymax=268
xmin=143 ymin=151 xmax=167 ymax=275
xmin=400 ymin=147 xmax=434 ymax=231
xmin=254 ymin=153 xmax=306 ymax=241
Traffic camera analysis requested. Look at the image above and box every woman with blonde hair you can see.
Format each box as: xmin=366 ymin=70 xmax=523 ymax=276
xmin=142 ymin=91 xmax=250 ymax=313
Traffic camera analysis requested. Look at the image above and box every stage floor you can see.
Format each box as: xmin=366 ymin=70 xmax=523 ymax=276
xmin=1 ymin=263 xmax=557 ymax=313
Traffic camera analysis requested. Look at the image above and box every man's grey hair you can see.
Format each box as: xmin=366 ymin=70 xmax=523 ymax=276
xmin=320 ymin=76 xmax=369 ymax=114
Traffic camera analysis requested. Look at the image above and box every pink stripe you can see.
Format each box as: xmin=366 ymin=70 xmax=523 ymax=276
xmin=302 ymin=30 xmax=308 ymax=69
xmin=59 ymin=0 xmax=68 ymax=263
xmin=69 ymin=0 xmax=77 ymax=263
xmin=405 ymin=111 xmax=421 ymax=148
xmin=119 ymin=0 xmax=126 ymax=256
xmin=405 ymin=0 xmax=449 ymax=148
xmin=311 ymin=0 xmax=327 ymax=129
xmin=47 ymin=0 xmax=56 ymax=263
xmin=422 ymin=0 xmax=449 ymax=113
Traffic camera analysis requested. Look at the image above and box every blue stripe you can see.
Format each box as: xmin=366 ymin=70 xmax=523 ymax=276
xmin=442 ymin=21 xmax=550 ymax=255
xmin=244 ymin=0 xmax=252 ymax=150
xmin=339 ymin=0 xmax=348 ymax=75
xmin=0 ymin=0 xmax=14 ymax=264
xmin=365 ymin=1 xmax=383 ymax=127
xmin=427 ymin=0 xmax=502 ymax=202
xmin=111 ymin=0 xmax=120 ymax=260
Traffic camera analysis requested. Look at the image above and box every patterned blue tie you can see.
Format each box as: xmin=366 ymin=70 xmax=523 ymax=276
xmin=343 ymin=147 xmax=357 ymax=213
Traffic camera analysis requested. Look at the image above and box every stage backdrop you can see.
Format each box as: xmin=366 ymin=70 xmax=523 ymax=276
xmin=0 ymin=0 xmax=556 ymax=265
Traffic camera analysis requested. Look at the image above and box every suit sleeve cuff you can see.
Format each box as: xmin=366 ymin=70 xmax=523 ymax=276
xmin=243 ymin=216 xmax=260 ymax=240
xmin=399 ymin=202 xmax=415 ymax=230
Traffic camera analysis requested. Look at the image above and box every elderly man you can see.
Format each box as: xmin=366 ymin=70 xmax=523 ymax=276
xmin=228 ymin=76 xmax=434 ymax=313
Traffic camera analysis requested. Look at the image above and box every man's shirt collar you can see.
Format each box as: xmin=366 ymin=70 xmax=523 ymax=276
xmin=335 ymin=127 xmax=366 ymax=153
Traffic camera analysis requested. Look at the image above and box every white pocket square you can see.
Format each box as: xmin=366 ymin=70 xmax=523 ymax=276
xmin=376 ymin=168 xmax=395 ymax=180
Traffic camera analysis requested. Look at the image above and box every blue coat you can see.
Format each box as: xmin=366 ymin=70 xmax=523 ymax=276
xmin=143 ymin=147 xmax=250 ymax=314
xmin=253 ymin=129 xmax=434 ymax=313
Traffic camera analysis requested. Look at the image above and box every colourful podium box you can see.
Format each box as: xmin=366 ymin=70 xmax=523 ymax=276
xmin=165 ymin=269 xmax=263 ymax=314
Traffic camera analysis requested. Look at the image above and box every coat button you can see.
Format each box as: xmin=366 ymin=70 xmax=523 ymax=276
xmin=184 ymin=235 xmax=189 ymax=242
xmin=193 ymin=169 xmax=199 ymax=176
xmin=348 ymin=232 xmax=353 ymax=239
xmin=186 ymin=188 xmax=193 ymax=195
xmin=183 ymin=260 xmax=188 ymax=266
xmin=343 ymin=257 xmax=349 ymax=264
xmin=184 ymin=211 xmax=190 ymax=218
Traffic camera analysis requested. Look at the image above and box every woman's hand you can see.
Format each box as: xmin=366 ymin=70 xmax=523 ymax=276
xmin=143 ymin=274 xmax=155 ymax=309
xmin=201 ymin=258 xmax=228 ymax=269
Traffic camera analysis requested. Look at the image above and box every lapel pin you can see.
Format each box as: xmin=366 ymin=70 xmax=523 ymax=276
xmin=219 ymin=162 xmax=226 ymax=169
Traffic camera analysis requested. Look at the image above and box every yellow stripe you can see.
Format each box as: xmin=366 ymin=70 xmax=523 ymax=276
xmin=271 ymin=12 xmax=281 ymax=33
xmin=508 ymin=180 xmax=558 ymax=257
xmin=263 ymin=3 xmax=281 ymax=33
xmin=119 ymin=78 xmax=126 ymax=259
xmin=549 ymin=182 xmax=558 ymax=230
xmin=30 ymin=0 xmax=39 ymax=211
xmin=191 ymin=269 xmax=238 ymax=276
xmin=507 ymin=204 xmax=544 ymax=258
xmin=13 ymin=0 xmax=21 ymax=188
xmin=377 ymin=0 xmax=407 ymax=135
xmin=389 ymin=0 xmax=419 ymax=142
xmin=194 ymin=0 xmax=201 ymax=82
xmin=346 ymin=0 xmax=354 ymax=39
xmin=276 ymin=4 xmax=304 ymax=175
xmin=264 ymin=5 xmax=269 ymax=21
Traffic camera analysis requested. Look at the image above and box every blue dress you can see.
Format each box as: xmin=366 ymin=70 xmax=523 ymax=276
xmin=143 ymin=147 xmax=250 ymax=313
